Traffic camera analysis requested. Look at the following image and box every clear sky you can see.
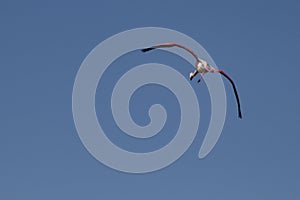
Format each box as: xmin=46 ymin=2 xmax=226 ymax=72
xmin=1 ymin=0 xmax=299 ymax=199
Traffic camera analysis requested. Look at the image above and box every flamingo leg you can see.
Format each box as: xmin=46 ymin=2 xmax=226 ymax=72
xmin=197 ymin=73 xmax=205 ymax=83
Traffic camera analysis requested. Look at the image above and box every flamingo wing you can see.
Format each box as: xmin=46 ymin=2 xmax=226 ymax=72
xmin=217 ymin=70 xmax=242 ymax=119
xmin=141 ymin=42 xmax=200 ymax=62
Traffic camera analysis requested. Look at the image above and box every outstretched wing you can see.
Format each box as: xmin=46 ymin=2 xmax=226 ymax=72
xmin=141 ymin=42 xmax=200 ymax=62
xmin=217 ymin=70 xmax=242 ymax=119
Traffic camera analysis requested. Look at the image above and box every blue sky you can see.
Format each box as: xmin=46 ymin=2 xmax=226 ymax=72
xmin=1 ymin=0 xmax=299 ymax=199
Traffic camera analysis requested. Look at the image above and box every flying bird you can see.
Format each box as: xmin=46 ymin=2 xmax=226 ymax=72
xmin=141 ymin=42 xmax=242 ymax=119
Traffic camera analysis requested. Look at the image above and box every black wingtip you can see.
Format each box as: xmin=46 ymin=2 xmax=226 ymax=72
xmin=238 ymin=111 xmax=242 ymax=119
xmin=141 ymin=47 xmax=155 ymax=52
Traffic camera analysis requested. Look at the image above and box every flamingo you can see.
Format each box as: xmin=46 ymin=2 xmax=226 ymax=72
xmin=141 ymin=42 xmax=242 ymax=119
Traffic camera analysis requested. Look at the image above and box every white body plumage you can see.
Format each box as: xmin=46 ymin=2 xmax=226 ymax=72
xmin=195 ymin=59 xmax=214 ymax=74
